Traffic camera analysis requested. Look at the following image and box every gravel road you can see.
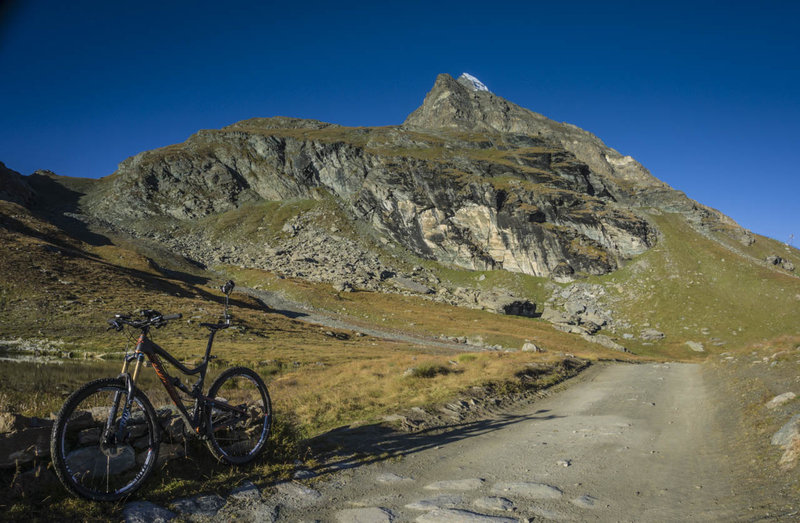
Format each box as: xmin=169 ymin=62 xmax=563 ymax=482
xmin=263 ymin=363 xmax=766 ymax=521
xmin=128 ymin=362 xmax=783 ymax=522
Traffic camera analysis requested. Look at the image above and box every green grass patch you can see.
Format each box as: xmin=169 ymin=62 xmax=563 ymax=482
xmin=583 ymin=212 xmax=800 ymax=357
xmin=407 ymin=363 xmax=454 ymax=378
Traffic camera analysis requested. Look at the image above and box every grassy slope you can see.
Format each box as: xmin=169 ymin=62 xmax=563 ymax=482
xmin=0 ymin=199 xmax=621 ymax=425
xmin=706 ymin=335 xmax=800 ymax=506
xmin=1 ymin=199 xmax=621 ymax=518
xmin=5 ymin=187 xmax=800 ymax=516
xmin=582 ymin=212 xmax=800 ymax=358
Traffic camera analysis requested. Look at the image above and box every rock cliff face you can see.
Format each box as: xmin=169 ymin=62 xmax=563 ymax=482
xmin=85 ymin=128 xmax=653 ymax=279
xmin=76 ymin=73 xmax=743 ymax=282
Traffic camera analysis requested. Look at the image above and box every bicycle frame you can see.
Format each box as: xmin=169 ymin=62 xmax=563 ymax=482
xmin=113 ymin=325 xmax=246 ymax=441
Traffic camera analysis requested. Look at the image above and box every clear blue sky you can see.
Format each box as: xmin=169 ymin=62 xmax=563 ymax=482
xmin=1 ymin=0 xmax=798 ymax=242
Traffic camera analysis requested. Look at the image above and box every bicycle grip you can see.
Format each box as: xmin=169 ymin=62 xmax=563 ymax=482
xmin=162 ymin=313 xmax=182 ymax=321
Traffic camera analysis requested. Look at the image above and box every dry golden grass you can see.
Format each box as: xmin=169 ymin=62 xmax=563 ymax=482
xmin=269 ymin=349 xmax=582 ymax=433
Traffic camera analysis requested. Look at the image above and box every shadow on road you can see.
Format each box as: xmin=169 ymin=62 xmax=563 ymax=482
xmin=307 ymin=409 xmax=562 ymax=475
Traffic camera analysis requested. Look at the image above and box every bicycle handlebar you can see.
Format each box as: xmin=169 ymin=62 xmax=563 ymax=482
xmin=108 ymin=312 xmax=183 ymax=331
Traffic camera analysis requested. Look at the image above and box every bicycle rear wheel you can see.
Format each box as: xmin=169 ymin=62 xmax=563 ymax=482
xmin=50 ymin=378 xmax=160 ymax=501
xmin=205 ymin=367 xmax=271 ymax=464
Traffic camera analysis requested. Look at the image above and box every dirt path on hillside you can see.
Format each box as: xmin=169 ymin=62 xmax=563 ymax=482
xmin=239 ymin=286 xmax=480 ymax=352
xmin=245 ymin=363 xmax=779 ymax=521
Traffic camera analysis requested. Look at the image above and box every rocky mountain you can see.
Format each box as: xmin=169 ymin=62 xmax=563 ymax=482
xmin=76 ymin=73 xmax=735 ymax=284
xmin=5 ymin=72 xmax=797 ymax=354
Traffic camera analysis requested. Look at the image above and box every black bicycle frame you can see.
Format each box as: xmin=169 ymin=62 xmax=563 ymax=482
xmin=117 ymin=326 xmax=246 ymax=439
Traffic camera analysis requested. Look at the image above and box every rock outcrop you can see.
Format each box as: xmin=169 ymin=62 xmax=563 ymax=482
xmin=0 ymin=162 xmax=35 ymax=206
xmin=82 ymin=77 xmax=664 ymax=280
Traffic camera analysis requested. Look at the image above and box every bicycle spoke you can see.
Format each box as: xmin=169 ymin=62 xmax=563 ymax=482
xmin=52 ymin=380 xmax=159 ymax=501
xmin=205 ymin=368 xmax=271 ymax=464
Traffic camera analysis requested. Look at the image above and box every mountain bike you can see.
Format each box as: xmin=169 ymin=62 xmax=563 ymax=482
xmin=50 ymin=280 xmax=272 ymax=501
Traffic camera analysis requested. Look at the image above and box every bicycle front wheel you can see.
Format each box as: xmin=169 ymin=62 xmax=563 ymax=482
xmin=50 ymin=378 xmax=160 ymax=501
xmin=205 ymin=367 xmax=271 ymax=464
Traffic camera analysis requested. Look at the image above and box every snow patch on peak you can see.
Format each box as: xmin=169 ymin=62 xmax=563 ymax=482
xmin=458 ymin=73 xmax=490 ymax=93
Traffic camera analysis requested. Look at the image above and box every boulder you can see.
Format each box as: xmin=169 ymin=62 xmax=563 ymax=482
xmin=771 ymin=414 xmax=800 ymax=446
xmin=564 ymin=301 xmax=587 ymax=315
xmin=779 ymin=436 xmax=800 ymax=471
xmin=581 ymin=333 xmax=628 ymax=352
xmin=8 ymin=463 xmax=59 ymax=496
xmin=766 ymin=392 xmax=796 ymax=409
xmin=390 ymin=276 xmax=433 ymax=294
xmin=521 ymin=342 xmax=545 ymax=353
xmin=685 ymin=341 xmax=704 ymax=352
xmin=476 ymin=291 xmax=536 ymax=318
xmin=0 ymin=426 xmax=51 ymax=468
xmin=122 ymin=501 xmax=176 ymax=523
xmin=639 ymin=328 xmax=665 ymax=341
xmin=170 ymin=494 xmax=226 ymax=517
xmin=333 ymin=281 xmax=353 ymax=293
xmin=155 ymin=442 xmax=186 ymax=466
xmin=540 ymin=308 xmax=578 ymax=325
xmin=552 ymin=323 xmax=591 ymax=335
xmin=65 ymin=445 xmax=136 ymax=477
xmin=0 ymin=413 xmax=29 ymax=434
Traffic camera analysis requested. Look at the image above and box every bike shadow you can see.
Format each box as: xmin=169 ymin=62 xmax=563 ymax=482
xmin=306 ymin=409 xmax=562 ymax=476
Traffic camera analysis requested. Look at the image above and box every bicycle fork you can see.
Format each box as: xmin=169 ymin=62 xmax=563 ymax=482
xmin=103 ymin=352 xmax=145 ymax=447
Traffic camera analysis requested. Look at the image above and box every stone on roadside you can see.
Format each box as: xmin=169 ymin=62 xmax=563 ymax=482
xmin=766 ymin=392 xmax=796 ymax=409
xmin=779 ymin=436 xmax=800 ymax=470
xmin=336 ymin=507 xmax=394 ymax=523
xmin=229 ymin=480 xmax=261 ymax=501
xmin=123 ymin=501 xmax=176 ymax=523
xmin=272 ymin=481 xmax=323 ymax=507
xmin=293 ymin=468 xmax=316 ymax=479
xmin=170 ymin=494 xmax=226 ymax=517
xmin=772 ymin=414 xmax=800 ymax=446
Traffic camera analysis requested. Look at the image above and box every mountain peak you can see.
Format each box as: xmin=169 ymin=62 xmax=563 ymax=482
xmin=457 ymin=73 xmax=490 ymax=93
xmin=404 ymin=73 xmax=666 ymax=191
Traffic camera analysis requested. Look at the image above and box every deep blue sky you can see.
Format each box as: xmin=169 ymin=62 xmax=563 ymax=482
xmin=1 ymin=1 xmax=798 ymax=242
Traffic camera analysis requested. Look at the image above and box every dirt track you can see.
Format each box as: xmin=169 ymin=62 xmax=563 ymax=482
xmin=267 ymin=363 xmax=783 ymax=521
